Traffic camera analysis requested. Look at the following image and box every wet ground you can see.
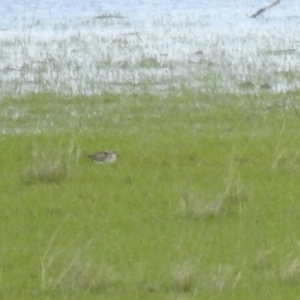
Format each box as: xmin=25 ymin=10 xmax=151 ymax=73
xmin=0 ymin=0 xmax=299 ymax=95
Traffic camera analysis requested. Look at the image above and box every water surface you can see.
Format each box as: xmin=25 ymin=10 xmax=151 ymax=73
xmin=0 ymin=0 xmax=299 ymax=95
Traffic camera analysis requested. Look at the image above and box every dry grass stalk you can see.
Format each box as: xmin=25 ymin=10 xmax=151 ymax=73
xmin=172 ymin=263 xmax=195 ymax=293
xmin=21 ymin=140 xmax=80 ymax=184
xmin=281 ymin=258 xmax=300 ymax=283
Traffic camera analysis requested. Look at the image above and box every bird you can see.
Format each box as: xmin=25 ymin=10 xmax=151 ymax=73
xmin=87 ymin=150 xmax=118 ymax=164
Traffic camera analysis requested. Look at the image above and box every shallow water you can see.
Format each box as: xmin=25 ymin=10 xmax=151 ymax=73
xmin=0 ymin=0 xmax=299 ymax=95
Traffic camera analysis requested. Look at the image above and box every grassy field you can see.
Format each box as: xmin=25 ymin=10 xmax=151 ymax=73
xmin=2 ymin=89 xmax=300 ymax=299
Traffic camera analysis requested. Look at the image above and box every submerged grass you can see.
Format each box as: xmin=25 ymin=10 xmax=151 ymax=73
xmin=1 ymin=7 xmax=300 ymax=96
xmin=2 ymin=89 xmax=300 ymax=299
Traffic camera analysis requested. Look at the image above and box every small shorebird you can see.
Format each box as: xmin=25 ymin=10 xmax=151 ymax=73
xmin=87 ymin=150 xmax=118 ymax=164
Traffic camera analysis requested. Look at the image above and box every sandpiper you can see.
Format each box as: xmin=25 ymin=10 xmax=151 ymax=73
xmin=87 ymin=150 xmax=118 ymax=164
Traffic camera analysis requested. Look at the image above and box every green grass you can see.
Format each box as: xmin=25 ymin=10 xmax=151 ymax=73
xmin=2 ymin=89 xmax=300 ymax=299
